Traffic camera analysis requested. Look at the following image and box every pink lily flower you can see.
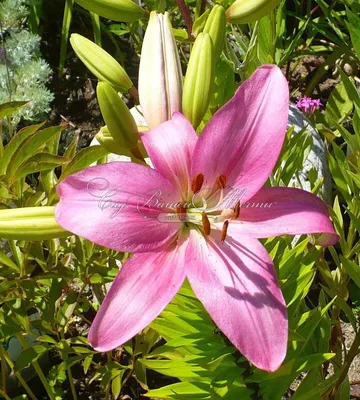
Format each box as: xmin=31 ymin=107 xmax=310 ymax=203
xmin=55 ymin=65 xmax=338 ymax=372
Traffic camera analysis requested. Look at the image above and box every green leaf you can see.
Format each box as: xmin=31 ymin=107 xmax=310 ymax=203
xmin=0 ymin=251 xmax=20 ymax=271
xmin=37 ymin=335 xmax=57 ymax=344
xmin=341 ymin=256 xmax=360 ymax=289
xmin=145 ymin=381 xmax=210 ymax=399
xmin=346 ymin=7 xmax=360 ymax=59
xmin=111 ymin=370 xmax=125 ymax=399
xmin=0 ymin=101 xmax=29 ymax=119
xmin=59 ymin=0 xmax=75 ymax=73
xmin=192 ymin=9 xmax=210 ymax=37
xmin=14 ymin=154 xmax=70 ymax=180
xmin=106 ymin=23 xmax=130 ymax=36
xmin=326 ymin=81 xmax=353 ymax=124
xmin=0 ymin=122 xmax=45 ymax=176
xmin=83 ymin=355 xmax=93 ymax=374
xmin=7 ymin=126 xmax=64 ymax=180
xmin=14 ymin=345 xmax=49 ymax=371
xmin=338 ymin=70 xmax=360 ymax=109
xmin=60 ymin=145 xmax=109 ymax=179
xmin=173 ymin=28 xmax=188 ymax=41
xmin=63 ymin=135 xmax=79 ymax=159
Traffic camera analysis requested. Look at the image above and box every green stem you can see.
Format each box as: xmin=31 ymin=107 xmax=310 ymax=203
xmin=0 ymin=346 xmax=37 ymax=400
xmin=0 ymin=348 xmax=6 ymax=393
xmin=0 ymin=390 xmax=12 ymax=400
xmin=59 ymin=332 xmax=78 ymax=400
xmin=17 ymin=335 xmax=56 ymax=400
xmin=90 ymin=12 xmax=102 ymax=46
xmin=105 ymin=352 xmax=112 ymax=400
xmin=326 ymin=329 xmax=360 ymax=398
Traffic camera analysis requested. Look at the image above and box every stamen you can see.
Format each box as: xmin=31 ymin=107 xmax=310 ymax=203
xmin=202 ymin=212 xmax=211 ymax=236
xmin=216 ymin=174 xmax=227 ymax=189
xmin=234 ymin=201 xmax=240 ymax=219
xmin=191 ymin=173 xmax=204 ymax=193
xmin=221 ymin=220 xmax=229 ymax=242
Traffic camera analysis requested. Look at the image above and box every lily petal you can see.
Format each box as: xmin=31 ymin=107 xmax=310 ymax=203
xmin=55 ymin=162 xmax=180 ymax=252
xmin=192 ymin=65 xmax=289 ymax=204
xmin=88 ymin=242 xmax=187 ymax=351
xmin=186 ymin=229 xmax=287 ymax=372
xmin=142 ymin=112 xmax=197 ymax=196
xmin=229 ymin=187 xmax=339 ymax=246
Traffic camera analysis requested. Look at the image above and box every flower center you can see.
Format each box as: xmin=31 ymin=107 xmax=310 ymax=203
xmin=181 ymin=173 xmax=240 ymax=242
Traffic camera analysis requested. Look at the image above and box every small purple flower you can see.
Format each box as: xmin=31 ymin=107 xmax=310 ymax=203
xmin=296 ymin=97 xmax=322 ymax=114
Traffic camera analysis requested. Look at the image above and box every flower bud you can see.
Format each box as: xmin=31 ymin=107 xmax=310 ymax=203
xmin=96 ymin=126 xmax=148 ymax=159
xmin=225 ymin=0 xmax=281 ymax=24
xmin=96 ymin=126 xmax=130 ymax=156
xmin=0 ymin=207 xmax=69 ymax=240
xmin=139 ymin=12 xmax=183 ymax=129
xmin=182 ymin=33 xmax=215 ymax=129
xmin=75 ymin=0 xmax=144 ymax=22
xmin=97 ymin=82 xmax=139 ymax=150
xmin=70 ymin=34 xmax=133 ymax=92
xmin=203 ymin=5 xmax=226 ymax=61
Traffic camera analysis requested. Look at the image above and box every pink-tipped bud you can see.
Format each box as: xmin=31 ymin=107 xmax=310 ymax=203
xmin=139 ymin=12 xmax=183 ymax=129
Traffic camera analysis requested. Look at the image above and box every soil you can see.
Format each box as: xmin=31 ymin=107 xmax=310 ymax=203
xmin=40 ymin=0 xmax=139 ymax=151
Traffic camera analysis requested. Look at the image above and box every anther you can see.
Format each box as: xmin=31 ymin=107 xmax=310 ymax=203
xmin=191 ymin=173 xmax=204 ymax=193
xmin=201 ymin=212 xmax=211 ymax=236
xmin=216 ymin=174 xmax=227 ymax=190
xmin=221 ymin=220 xmax=229 ymax=242
xmin=233 ymin=201 xmax=240 ymax=219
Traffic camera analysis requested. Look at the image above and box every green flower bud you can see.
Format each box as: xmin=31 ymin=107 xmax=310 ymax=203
xmin=96 ymin=126 xmax=148 ymax=159
xmin=182 ymin=33 xmax=215 ymax=129
xmin=203 ymin=5 xmax=226 ymax=61
xmin=70 ymin=34 xmax=133 ymax=92
xmin=226 ymin=0 xmax=281 ymax=24
xmin=97 ymin=82 xmax=139 ymax=150
xmin=75 ymin=0 xmax=144 ymax=22
xmin=139 ymin=12 xmax=183 ymax=129
xmin=96 ymin=126 xmax=132 ymax=156
xmin=0 ymin=207 xmax=69 ymax=240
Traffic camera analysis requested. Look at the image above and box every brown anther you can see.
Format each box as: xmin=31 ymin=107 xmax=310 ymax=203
xmin=216 ymin=174 xmax=227 ymax=190
xmin=191 ymin=173 xmax=204 ymax=193
xmin=221 ymin=220 xmax=229 ymax=242
xmin=201 ymin=212 xmax=211 ymax=236
xmin=233 ymin=201 xmax=240 ymax=219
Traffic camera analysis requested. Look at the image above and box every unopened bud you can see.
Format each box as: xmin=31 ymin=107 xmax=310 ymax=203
xmin=75 ymin=0 xmax=144 ymax=22
xmin=97 ymin=82 xmax=139 ymax=150
xmin=203 ymin=5 xmax=226 ymax=61
xmin=182 ymin=33 xmax=215 ymax=129
xmin=0 ymin=207 xmax=69 ymax=240
xmin=226 ymin=0 xmax=281 ymax=24
xmin=96 ymin=126 xmax=131 ymax=156
xmin=96 ymin=126 xmax=148 ymax=159
xmin=139 ymin=12 xmax=183 ymax=129
xmin=70 ymin=34 xmax=133 ymax=92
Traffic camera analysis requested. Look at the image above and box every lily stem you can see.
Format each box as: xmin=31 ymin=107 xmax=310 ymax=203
xmin=60 ymin=331 xmax=78 ymax=400
xmin=0 ymin=345 xmax=37 ymax=400
xmin=175 ymin=0 xmax=193 ymax=38
xmin=17 ymin=335 xmax=56 ymax=400
xmin=333 ymin=329 xmax=360 ymax=395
